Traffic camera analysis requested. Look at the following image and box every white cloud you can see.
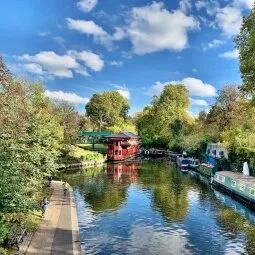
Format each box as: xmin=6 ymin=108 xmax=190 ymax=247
xmin=202 ymin=39 xmax=224 ymax=51
xmin=17 ymin=50 xmax=104 ymax=78
xmin=45 ymin=90 xmax=89 ymax=104
xmin=38 ymin=32 xmax=50 ymax=36
xmin=195 ymin=1 xmax=207 ymax=10
xmin=234 ymin=0 xmax=254 ymax=9
xmin=192 ymin=68 xmax=198 ymax=73
xmin=109 ymin=61 xmax=123 ymax=66
xmin=179 ymin=0 xmax=192 ymax=13
xmin=54 ymin=36 xmax=65 ymax=48
xmin=190 ymin=98 xmax=208 ymax=106
xmin=77 ymin=0 xmax=98 ymax=13
xmin=23 ymin=63 xmax=43 ymax=75
xmin=127 ymin=2 xmax=199 ymax=55
xmin=219 ymin=49 xmax=239 ymax=59
xmin=117 ymin=89 xmax=130 ymax=99
xmin=147 ymin=78 xmax=217 ymax=97
xmin=66 ymin=18 xmax=107 ymax=36
xmin=112 ymin=27 xmax=126 ymax=41
xmin=19 ymin=51 xmax=80 ymax=78
xmin=66 ymin=18 xmax=125 ymax=48
xmin=216 ymin=6 xmax=243 ymax=37
xmin=68 ymin=50 xmax=104 ymax=71
xmin=195 ymin=0 xmax=219 ymax=16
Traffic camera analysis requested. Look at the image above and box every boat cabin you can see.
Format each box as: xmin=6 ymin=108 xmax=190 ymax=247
xmin=104 ymin=131 xmax=140 ymax=161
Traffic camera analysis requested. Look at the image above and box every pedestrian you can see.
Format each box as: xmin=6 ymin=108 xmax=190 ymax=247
xmin=62 ymin=182 xmax=69 ymax=196
xmin=47 ymin=176 xmax=52 ymax=186
xmin=41 ymin=197 xmax=49 ymax=217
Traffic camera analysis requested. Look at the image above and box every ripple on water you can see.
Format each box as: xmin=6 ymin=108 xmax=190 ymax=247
xmin=67 ymin=162 xmax=255 ymax=255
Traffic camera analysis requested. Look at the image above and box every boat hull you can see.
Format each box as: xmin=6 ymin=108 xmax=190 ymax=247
xmin=213 ymin=171 xmax=255 ymax=208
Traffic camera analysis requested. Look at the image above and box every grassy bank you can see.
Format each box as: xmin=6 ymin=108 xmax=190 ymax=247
xmin=60 ymin=145 xmax=105 ymax=166
xmin=77 ymin=143 xmax=106 ymax=153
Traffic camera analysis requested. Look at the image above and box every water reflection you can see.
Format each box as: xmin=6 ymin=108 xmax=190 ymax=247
xmin=60 ymin=161 xmax=255 ymax=255
xmin=107 ymin=163 xmax=138 ymax=184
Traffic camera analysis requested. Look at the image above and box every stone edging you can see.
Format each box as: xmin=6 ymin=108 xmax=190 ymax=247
xmin=69 ymin=187 xmax=82 ymax=255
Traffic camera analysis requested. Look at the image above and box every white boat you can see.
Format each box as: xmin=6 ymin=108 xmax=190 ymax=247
xmin=176 ymin=157 xmax=190 ymax=172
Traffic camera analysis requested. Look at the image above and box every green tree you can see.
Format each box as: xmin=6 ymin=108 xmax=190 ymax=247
xmin=54 ymin=101 xmax=79 ymax=143
xmin=136 ymin=84 xmax=190 ymax=148
xmin=235 ymin=5 xmax=255 ymax=95
xmin=86 ymin=91 xmax=130 ymax=131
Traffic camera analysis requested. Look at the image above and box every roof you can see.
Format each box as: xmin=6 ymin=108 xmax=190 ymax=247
xmin=79 ymin=132 xmax=112 ymax=137
xmin=105 ymin=131 xmax=140 ymax=139
xmin=217 ymin=171 xmax=255 ymax=186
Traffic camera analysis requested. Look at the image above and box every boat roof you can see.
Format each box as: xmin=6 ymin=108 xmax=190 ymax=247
xmin=217 ymin=171 xmax=255 ymax=186
xmin=105 ymin=131 xmax=140 ymax=139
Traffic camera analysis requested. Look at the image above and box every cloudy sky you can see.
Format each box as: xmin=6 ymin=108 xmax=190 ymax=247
xmin=1 ymin=0 xmax=253 ymax=115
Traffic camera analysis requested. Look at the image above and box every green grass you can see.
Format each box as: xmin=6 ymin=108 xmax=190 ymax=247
xmin=71 ymin=145 xmax=105 ymax=161
xmin=77 ymin=143 xmax=106 ymax=153
xmin=24 ymin=186 xmax=54 ymax=232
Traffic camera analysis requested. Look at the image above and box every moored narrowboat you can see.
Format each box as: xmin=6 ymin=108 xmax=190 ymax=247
xmin=177 ymin=157 xmax=191 ymax=172
xmin=189 ymin=159 xmax=199 ymax=170
xmin=213 ymin=166 xmax=255 ymax=206
xmin=197 ymin=163 xmax=218 ymax=177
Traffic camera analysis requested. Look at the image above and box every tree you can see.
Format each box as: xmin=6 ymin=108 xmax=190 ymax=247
xmin=0 ymin=58 xmax=64 ymax=213
xmin=136 ymin=84 xmax=190 ymax=148
xmin=215 ymin=85 xmax=242 ymax=130
xmin=55 ymin=102 xmax=79 ymax=143
xmin=235 ymin=5 xmax=255 ymax=95
xmin=86 ymin=91 xmax=130 ymax=131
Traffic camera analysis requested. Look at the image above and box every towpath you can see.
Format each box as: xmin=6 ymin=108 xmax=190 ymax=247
xmin=26 ymin=181 xmax=81 ymax=255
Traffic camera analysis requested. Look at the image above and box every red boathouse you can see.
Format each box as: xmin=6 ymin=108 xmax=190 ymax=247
xmin=104 ymin=131 xmax=140 ymax=161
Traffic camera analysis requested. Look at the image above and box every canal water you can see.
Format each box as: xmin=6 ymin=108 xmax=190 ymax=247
xmin=60 ymin=161 xmax=255 ymax=255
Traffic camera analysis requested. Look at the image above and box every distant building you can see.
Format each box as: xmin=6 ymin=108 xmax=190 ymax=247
xmin=206 ymin=143 xmax=228 ymax=161
xmin=104 ymin=131 xmax=140 ymax=161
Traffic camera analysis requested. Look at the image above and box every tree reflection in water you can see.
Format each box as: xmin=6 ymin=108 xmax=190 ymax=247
xmin=137 ymin=162 xmax=189 ymax=222
xmin=79 ymin=163 xmax=138 ymax=213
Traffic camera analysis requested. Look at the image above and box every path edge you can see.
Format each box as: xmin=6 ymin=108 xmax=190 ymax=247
xmin=69 ymin=187 xmax=82 ymax=255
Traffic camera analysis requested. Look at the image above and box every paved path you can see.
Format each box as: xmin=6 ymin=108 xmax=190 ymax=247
xmin=26 ymin=181 xmax=81 ymax=255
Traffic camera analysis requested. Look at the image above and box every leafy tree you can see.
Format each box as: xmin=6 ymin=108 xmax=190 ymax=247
xmin=136 ymin=84 xmax=190 ymax=148
xmin=86 ymin=91 xmax=130 ymax=131
xmin=54 ymin=101 xmax=79 ymax=143
xmin=235 ymin=5 xmax=255 ymax=95
xmin=215 ymin=85 xmax=243 ymax=130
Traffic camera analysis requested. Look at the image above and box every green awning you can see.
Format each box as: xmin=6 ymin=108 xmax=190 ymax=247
xmin=79 ymin=132 xmax=112 ymax=137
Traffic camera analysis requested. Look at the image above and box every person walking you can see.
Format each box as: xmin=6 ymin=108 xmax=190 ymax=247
xmin=47 ymin=176 xmax=52 ymax=186
xmin=40 ymin=197 xmax=49 ymax=218
xmin=62 ymin=182 xmax=69 ymax=196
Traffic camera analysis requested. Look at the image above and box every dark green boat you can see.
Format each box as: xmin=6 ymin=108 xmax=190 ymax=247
xmin=196 ymin=163 xmax=218 ymax=177
xmin=213 ymin=171 xmax=255 ymax=205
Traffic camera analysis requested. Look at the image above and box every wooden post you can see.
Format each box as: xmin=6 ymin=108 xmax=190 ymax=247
xmin=92 ymin=136 xmax=95 ymax=151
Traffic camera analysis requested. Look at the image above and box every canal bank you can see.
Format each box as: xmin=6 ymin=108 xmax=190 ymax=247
xmin=25 ymin=181 xmax=81 ymax=255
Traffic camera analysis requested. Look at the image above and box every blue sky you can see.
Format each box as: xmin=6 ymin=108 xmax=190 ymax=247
xmin=1 ymin=0 xmax=253 ymax=116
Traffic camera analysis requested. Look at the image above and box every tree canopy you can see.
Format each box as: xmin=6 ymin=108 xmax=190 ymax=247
xmin=136 ymin=84 xmax=191 ymax=148
xmin=235 ymin=5 xmax=255 ymax=95
xmin=85 ymin=91 xmax=131 ymax=131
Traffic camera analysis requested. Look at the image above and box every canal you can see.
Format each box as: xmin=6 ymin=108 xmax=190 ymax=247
xmin=60 ymin=161 xmax=255 ymax=255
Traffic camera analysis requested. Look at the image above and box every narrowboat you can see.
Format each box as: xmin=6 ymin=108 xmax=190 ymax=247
xmin=104 ymin=131 xmax=140 ymax=161
xmin=177 ymin=157 xmax=191 ymax=172
xmin=213 ymin=163 xmax=255 ymax=206
xmin=196 ymin=163 xmax=218 ymax=177
xmin=189 ymin=159 xmax=200 ymax=170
